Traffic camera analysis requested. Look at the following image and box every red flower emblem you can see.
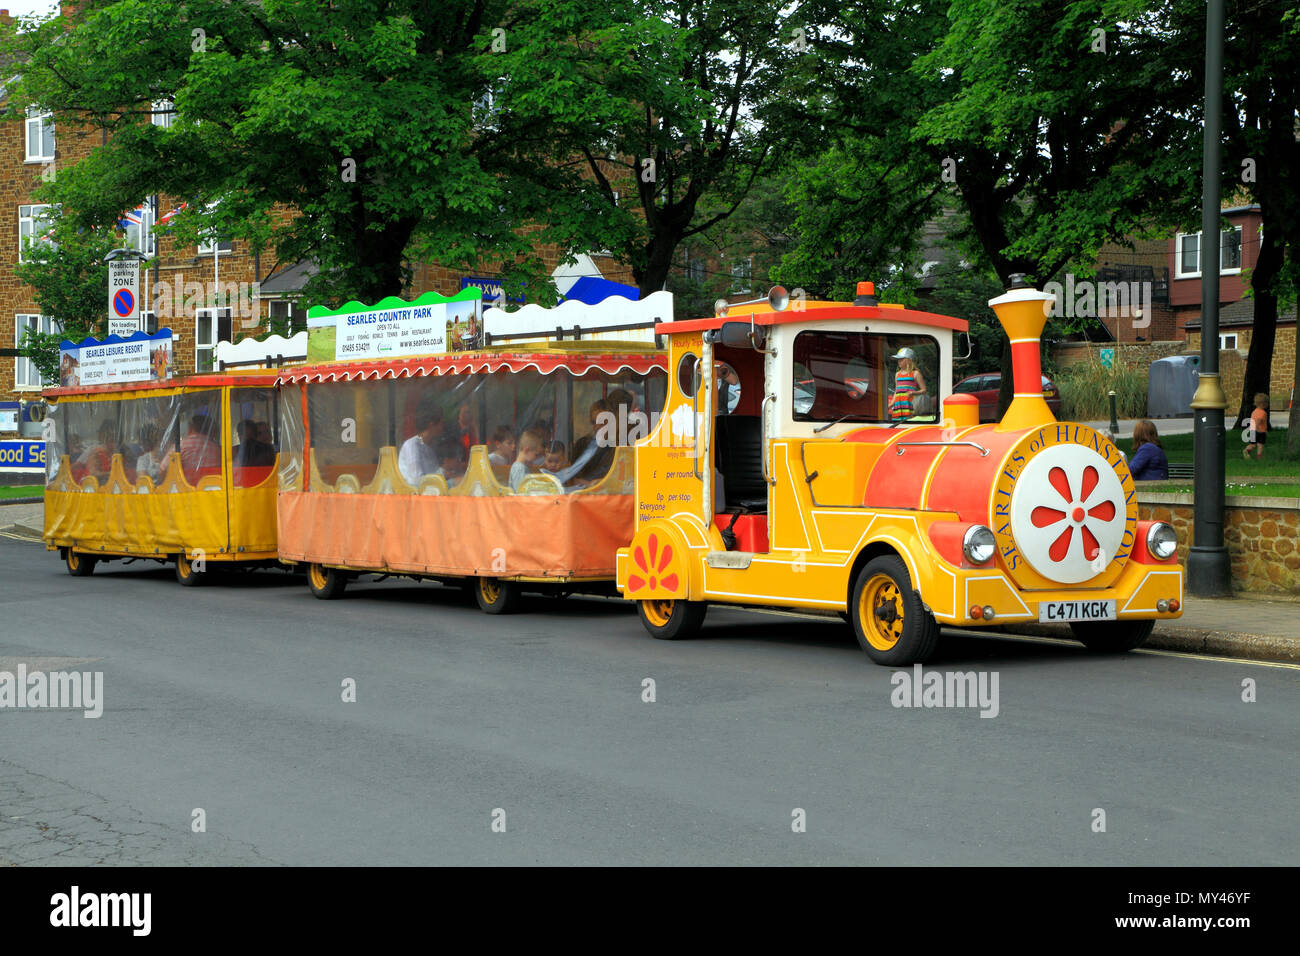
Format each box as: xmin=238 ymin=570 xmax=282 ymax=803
xmin=1029 ymin=464 xmax=1118 ymax=564
xmin=627 ymin=532 xmax=678 ymax=594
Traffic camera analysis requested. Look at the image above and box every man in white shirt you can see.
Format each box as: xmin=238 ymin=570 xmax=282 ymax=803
xmin=398 ymin=407 xmax=445 ymax=486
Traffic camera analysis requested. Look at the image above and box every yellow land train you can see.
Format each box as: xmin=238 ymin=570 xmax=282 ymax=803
xmin=616 ymin=282 xmax=1184 ymax=665
xmin=43 ymin=370 xmax=281 ymax=584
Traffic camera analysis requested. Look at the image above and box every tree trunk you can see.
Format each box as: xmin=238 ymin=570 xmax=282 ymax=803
xmin=349 ymin=214 xmax=419 ymax=304
xmin=1231 ymin=228 xmax=1281 ymax=429
xmin=635 ymin=227 xmax=686 ymax=299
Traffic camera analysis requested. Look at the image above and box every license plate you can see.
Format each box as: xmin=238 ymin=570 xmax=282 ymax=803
xmin=1038 ymin=599 xmax=1116 ymax=623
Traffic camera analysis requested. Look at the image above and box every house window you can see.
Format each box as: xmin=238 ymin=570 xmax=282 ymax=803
xmin=730 ymin=256 xmax=752 ymax=294
xmin=195 ymin=308 xmax=232 ymax=372
xmin=18 ymin=204 xmax=58 ymax=263
xmin=1221 ymin=228 xmax=1241 ymax=270
xmin=1175 ymin=226 xmax=1243 ymax=278
xmin=268 ymin=300 xmax=306 ymax=334
xmin=1178 ymin=234 xmax=1198 ymax=276
xmin=151 ymin=99 xmax=175 ymax=129
xmin=122 ymin=200 xmax=156 ymax=257
xmin=197 ymin=201 xmax=232 ymax=255
xmin=25 ymin=107 xmax=54 ymax=162
xmin=14 ymin=314 xmax=61 ymax=388
xmin=684 ymin=248 xmax=705 ymax=283
xmin=1219 ymin=333 xmax=1238 ymax=350
xmin=197 ymin=232 xmax=232 ymax=255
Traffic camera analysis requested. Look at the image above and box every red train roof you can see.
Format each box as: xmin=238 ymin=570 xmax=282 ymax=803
xmin=276 ymin=350 xmax=667 ymax=385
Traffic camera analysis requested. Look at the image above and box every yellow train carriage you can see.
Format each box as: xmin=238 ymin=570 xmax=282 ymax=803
xmin=43 ymin=370 xmax=282 ymax=584
xmin=617 ymin=281 xmax=1184 ymax=665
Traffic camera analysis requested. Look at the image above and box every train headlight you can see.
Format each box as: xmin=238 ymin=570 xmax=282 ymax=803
xmin=963 ymin=525 xmax=997 ymax=565
xmin=1147 ymin=522 xmax=1178 ymax=560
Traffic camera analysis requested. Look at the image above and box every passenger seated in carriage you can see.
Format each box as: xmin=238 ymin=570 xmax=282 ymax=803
xmin=509 ymin=427 xmax=546 ymax=491
xmin=398 ymin=406 xmax=445 ymax=486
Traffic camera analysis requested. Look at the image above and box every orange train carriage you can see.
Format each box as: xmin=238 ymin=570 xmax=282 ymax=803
xmin=274 ymin=345 xmax=668 ymax=609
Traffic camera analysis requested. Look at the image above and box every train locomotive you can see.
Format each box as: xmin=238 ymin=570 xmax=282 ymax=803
xmin=617 ymin=279 xmax=1183 ymax=664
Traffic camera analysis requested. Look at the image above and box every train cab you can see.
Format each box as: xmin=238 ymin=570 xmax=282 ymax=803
xmin=617 ymin=281 xmax=1184 ymax=665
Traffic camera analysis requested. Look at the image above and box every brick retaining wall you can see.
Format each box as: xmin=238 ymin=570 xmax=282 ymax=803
xmin=1051 ymin=341 xmax=1187 ymax=371
xmin=1138 ymin=492 xmax=1300 ymax=594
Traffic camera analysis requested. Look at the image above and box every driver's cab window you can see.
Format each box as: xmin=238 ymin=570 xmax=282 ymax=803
xmin=792 ymin=331 xmax=939 ymax=424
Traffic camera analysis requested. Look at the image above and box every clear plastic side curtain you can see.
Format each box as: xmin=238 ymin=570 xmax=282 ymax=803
xmin=48 ymin=393 xmax=181 ymax=488
xmin=229 ymin=387 xmax=278 ymax=487
xmin=176 ymin=389 xmax=224 ymax=485
xmin=299 ymin=365 xmax=665 ymax=495
xmin=278 ymin=384 xmax=305 ymax=491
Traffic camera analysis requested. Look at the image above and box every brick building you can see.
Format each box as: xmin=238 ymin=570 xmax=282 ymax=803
xmin=1093 ymin=235 xmax=1177 ymax=343
xmin=1072 ymin=204 xmax=1294 ymax=406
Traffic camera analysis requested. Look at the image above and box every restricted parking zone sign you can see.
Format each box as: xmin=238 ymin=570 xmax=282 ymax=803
xmin=108 ymin=259 xmax=140 ymax=326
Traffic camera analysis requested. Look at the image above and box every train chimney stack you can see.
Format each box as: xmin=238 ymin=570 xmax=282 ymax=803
xmin=988 ymin=275 xmax=1057 ymax=432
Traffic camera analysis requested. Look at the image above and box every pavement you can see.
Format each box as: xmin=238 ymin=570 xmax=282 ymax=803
xmin=5 ymin=496 xmax=1295 ymax=662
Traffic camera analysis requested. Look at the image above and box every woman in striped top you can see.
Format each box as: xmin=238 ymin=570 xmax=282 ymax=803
xmin=889 ymin=348 xmax=926 ymax=421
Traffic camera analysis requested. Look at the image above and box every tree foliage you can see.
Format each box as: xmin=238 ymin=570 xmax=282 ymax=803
xmin=1 ymin=0 xmax=552 ymax=308
xmin=485 ymin=0 xmax=807 ymax=296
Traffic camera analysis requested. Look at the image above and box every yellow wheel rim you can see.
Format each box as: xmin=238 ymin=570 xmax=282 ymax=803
xmin=308 ymin=564 xmax=327 ymax=589
xmin=178 ymin=554 xmax=192 ymax=577
xmin=860 ymin=573 xmax=904 ymax=651
xmin=641 ymin=599 xmax=675 ymax=629
xmin=68 ymin=552 xmax=80 ymax=570
xmin=480 ymin=578 xmax=501 ymax=604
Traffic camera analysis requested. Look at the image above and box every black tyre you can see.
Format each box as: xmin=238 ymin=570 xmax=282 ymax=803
xmin=850 ymin=555 xmax=940 ymax=665
xmin=307 ymin=563 xmax=348 ymax=599
xmin=65 ymin=549 xmax=97 ymax=577
xmin=1070 ymin=619 xmax=1154 ymax=654
xmin=175 ymin=551 xmax=205 ymax=587
xmin=475 ymin=576 xmax=521 ymax=614
xmin=637 ymin=598 xmax=708 ymax=640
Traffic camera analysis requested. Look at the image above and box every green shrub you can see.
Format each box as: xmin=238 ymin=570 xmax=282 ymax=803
xmin=1056 ymin=359 xmax=1148 ymax=420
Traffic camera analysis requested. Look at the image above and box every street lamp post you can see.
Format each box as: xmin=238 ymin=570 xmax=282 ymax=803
xmin=1187 ymin=0 xmax=1232 ymax=596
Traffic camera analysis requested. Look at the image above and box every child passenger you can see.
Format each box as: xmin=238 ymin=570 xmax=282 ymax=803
xmin=435 ymin=437 xmax=468 ymax=484
xmin=509 ymin=428 xmax=546 ymax=491
xmin=542 ymin=441 xmax=569 ymax=475
xmin=488 ymin=425 xmax=516 ymax=468
xmin=135 ymin=423 xmax=171 ymax=484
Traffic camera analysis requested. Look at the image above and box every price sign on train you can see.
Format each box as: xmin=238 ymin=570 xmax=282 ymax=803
xmin=108 ymin=259 xmax=140 ymax=325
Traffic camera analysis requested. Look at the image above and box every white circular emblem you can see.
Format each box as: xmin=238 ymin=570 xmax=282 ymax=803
xmin=1010 ymin=444 xmax=1127 ymax=584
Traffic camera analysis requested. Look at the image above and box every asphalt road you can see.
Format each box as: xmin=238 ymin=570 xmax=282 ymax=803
xmin=1 ymin=536 xmax=1296 ymax=866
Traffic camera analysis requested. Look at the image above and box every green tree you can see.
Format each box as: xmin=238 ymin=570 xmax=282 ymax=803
xmin=1205 ymin=0 xmax=1300 ymax=435
xmin=485 ymin=0 xmax=807 ymax=297
xmin=790 ymin=0 xmax=1201 ymax=415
